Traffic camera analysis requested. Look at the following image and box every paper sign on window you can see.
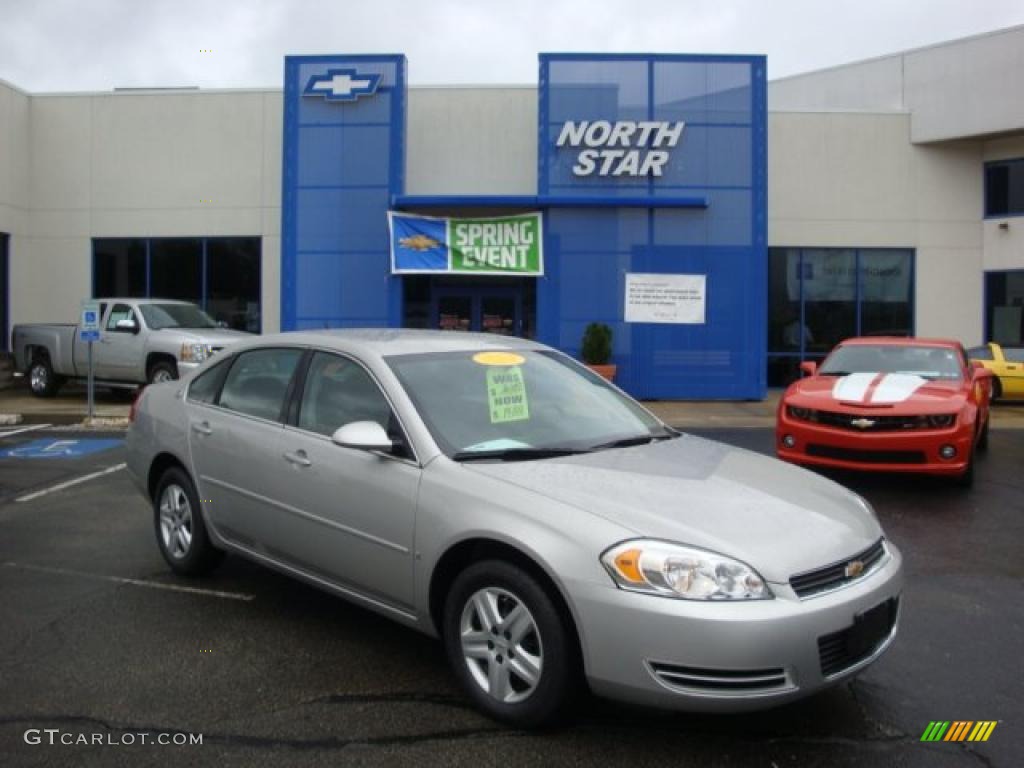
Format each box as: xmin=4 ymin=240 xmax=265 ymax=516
xmin=486 ymin=367 xmax=530 ymax=424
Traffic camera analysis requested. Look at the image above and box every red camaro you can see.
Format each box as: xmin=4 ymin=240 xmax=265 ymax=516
xmin=777 ymin=338 xmax=994 ymax=485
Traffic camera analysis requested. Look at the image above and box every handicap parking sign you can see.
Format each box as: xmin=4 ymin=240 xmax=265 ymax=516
xmin=2 ymin=438 xmax=122 ymax=459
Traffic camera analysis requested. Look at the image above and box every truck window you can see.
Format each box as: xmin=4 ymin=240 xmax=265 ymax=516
xmin=106 ymin=303 xmax=137 ymax=332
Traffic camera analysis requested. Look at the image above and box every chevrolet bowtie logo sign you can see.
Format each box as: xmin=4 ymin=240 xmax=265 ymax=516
xmin=850 ymin=418 xmax=876 ymax=429
xmin=303 ymin=68 xmax=381 ymax=102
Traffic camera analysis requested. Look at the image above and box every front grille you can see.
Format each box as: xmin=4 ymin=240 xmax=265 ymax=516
xmin=806 ymin=444 xmax=926 ymax=464
xmin=788 ymin=407 xmax=955 ymax=432
xmin=648 ymin=662 xmax=789 ymax=693
xmin=818 ymin=597 xmax=899 ymax=677
xmin=790 ymin=539 xmax=887 ymax=598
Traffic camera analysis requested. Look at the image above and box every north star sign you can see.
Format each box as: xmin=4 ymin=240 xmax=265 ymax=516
xmin=556 ymin=120 xmax=685 ymax=177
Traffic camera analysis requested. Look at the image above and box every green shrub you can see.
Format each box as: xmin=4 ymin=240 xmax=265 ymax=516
xmin=581 ymin=322 xmax=613 ymax=365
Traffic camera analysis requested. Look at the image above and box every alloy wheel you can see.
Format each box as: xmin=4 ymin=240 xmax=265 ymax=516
xmin=159 ymin=484 xmax=193 ymax=559
xmin=459 ymin=587 xmax=543 ymax=704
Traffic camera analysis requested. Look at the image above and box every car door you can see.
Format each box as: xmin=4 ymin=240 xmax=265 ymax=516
xmin=1000 ymin=346 xmax=1024 ymax=398
xmin=186 ymin=347 xmax=304 ymax=552
xmin=274 ymin=350 xmax=420 ymax=611
xmin=95 ymin=302 xmax=144 ymax=380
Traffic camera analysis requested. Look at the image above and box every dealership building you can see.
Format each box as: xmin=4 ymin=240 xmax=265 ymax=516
xmin=1 ymin=25 xmax=1022 ymax=398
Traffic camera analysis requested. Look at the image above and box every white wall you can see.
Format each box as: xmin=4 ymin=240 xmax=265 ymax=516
xmin=769 ymin=24 xmax=1024 ymax=144
xmin=9 ymin=88 xmax=282 ymax=330
xmin=406 ymin=87 xmax=537 ymax=195
xmin=0 ymin=79 xmax=30 ymax=238
xmin=768 ymin=111 xmax=985 ymax=344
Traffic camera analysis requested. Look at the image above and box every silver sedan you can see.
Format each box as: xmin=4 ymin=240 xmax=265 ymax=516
xmin=126 ymin=330 xmax=902 ymax=726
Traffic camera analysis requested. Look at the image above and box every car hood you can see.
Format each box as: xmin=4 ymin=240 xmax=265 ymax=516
xmin=788 ymin=374 xmax=965 ymax=410
xmin=462 ymin=435 xmax=882 ymax=584
xmin=170 ymin=328 xmax=253 ymax=345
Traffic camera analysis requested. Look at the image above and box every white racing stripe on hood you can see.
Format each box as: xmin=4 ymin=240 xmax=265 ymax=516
xmin=832 ymin=372 xmax=877 ymax=402
xmin=870 ymin=373 xmax=927 ymax=403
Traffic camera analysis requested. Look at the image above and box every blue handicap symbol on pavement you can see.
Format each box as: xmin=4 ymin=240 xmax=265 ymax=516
xmin=2 ymin=438 xmax=123 ymax=459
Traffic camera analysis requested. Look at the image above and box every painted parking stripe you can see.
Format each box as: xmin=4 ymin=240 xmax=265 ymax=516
xmin=15 ymin=463 xmax=127 ymax=503
xmin=3 ymin=562 xmax=255 ymax=602
xmin=0 ymin=424 xmax=51 ymax=438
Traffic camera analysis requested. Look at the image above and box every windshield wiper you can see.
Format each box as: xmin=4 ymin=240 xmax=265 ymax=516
xmin=817 ymin=370 xmax=851 ymax=376
xmin=588 ymin=430 xmax=679 ymax=452
xmin=451 ymin=447 xmax=591 ymax=462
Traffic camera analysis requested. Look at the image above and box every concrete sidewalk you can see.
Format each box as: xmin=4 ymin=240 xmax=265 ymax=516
xmin=3 ymin=379 xmax=1024 ymax=431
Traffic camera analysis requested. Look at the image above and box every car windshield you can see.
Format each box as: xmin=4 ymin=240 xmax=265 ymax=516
xmin=818 ymin=344 xmax=963 ymax=381
xmin=386 ymin=349 xmax=672 ymax=458
xmin=139 ymin=303 xmax=218 ymax=330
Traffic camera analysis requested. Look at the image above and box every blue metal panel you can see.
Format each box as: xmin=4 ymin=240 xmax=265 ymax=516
xmin=537 ymin=53 xmax=767 ymax=399
xmin=281 ymin=55 xmax=406 ymax=331
xmin=391 ymin=194 xmax=706 ymax=209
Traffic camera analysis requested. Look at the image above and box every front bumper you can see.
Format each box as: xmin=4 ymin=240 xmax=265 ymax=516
xmin=775 ymin=410 xmax=972 ymax=475
xmin=572 ymin=542 xmax=902 ymax=712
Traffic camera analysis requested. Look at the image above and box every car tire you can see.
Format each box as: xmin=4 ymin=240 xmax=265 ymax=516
xmin=154 ymin=466 xmax=223 ymax=576
xmin=991 ymin=378 xmax=1003 ymax=401
xmin=148 ymin=360 xmax=178 ymax=384
xmin=28 ymin=354 xmax=62 ymax=398
xmin=443 ymin=560 xmax=578 ymax=728
xmin=977 ymin=417 xmax=989 ymax=454
xmin=954 ymin=449 xmax=975 ymax=488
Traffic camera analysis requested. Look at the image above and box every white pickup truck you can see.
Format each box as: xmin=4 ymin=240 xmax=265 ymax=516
xmin=12 ymin=298 xmax=253 ymax=397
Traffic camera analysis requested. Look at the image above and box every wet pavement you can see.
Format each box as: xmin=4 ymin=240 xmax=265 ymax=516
xmin=0 ymin=426 xmax=1020 ymax=766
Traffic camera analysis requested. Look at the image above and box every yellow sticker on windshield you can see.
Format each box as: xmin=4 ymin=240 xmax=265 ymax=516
xmin=487 ymin=366 xmax=530 ymax=423
xmin=473 ymin=352 xmax=526 ymax=366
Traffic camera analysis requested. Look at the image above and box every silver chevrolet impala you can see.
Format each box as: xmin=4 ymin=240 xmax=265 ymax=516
xmin=126 ymin=330 xmax=903 ymax=726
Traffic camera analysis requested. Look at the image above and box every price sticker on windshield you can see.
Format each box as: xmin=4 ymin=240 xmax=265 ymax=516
xmin=487 ymin=366 xmax=530 ymax=424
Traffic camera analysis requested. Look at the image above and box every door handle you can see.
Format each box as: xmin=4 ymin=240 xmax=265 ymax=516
xmin=191 ymin=421 xmax=212 ymax=436
xmin=283 ymin=450 xmax=312 ymax=468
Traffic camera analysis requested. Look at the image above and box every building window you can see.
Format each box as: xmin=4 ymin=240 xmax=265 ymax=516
xmin=985 ymin=270 xmax=1024 ymax=346
xmin=768 ymin=247 xmax=914 ymax=387
xmin=93 ymin=237 xmax=261 ymax=332
xmin=985 ymin=158 xmax=1024 ymax=217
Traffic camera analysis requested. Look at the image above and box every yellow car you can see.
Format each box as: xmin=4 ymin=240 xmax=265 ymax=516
xmin=967 ymin=343 xmax=1024 ymax=400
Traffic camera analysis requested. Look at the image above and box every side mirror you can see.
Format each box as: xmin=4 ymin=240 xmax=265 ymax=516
xmin=799 ymin=361 xmax=817 ymax=377
xmin=972 ymin=366 xmax=993 ymax=381
xmin=216 ymin=320 xmax=229 ymax=329
xmin=971 ymin=360 xmax=985 ymax=370
xmin=115 ymin=318 xmax=138 ymax=333
xmin=331 ymin=421 xmax=393 ymax=452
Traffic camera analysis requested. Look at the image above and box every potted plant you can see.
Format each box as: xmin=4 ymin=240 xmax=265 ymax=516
xmin=581 ymin=322 xmax=616 ymax=381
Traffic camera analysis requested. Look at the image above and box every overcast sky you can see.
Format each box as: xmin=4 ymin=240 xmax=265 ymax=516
xmin=2 ymin=0 xmax=1022 ymax=92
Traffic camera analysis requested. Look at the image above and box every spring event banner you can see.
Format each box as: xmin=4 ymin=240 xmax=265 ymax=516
xmin=388 ymin=211 xmax=544 ymax=276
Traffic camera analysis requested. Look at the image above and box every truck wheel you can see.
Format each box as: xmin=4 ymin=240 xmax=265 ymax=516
xmin=28 ymin=355 xmax=61 ymax=398
xmin=148 ymin=360 xmax=178 ymax=384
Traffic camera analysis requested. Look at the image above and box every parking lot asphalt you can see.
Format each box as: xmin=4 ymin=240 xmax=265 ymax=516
xmin=0 ymin=426 xmax=1020 ymax=767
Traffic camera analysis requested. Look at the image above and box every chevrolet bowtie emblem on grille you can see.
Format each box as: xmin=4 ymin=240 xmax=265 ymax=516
xmin=850 ymin=418 xmax=876 ymax=429
xmin=845 ymin=560 xmax=865 ymax=578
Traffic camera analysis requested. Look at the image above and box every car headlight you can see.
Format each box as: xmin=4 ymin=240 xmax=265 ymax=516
xmin=179 ymin=342 xmax=211 ymax=363
xmin=601 ymin=540 xmax=772 ymax=600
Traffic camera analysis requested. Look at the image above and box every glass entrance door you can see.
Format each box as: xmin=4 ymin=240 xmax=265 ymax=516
xmin=432 ymin=285 xmax=523 ymax=336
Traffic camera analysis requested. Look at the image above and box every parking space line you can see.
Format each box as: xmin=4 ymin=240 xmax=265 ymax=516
xmin=3 ymin=562 xmax=256 ymax=601
xmin=15 ymin=463 xmax=127 ymax=503
xmin=0 ymin=424 xmax=51 ymax=438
